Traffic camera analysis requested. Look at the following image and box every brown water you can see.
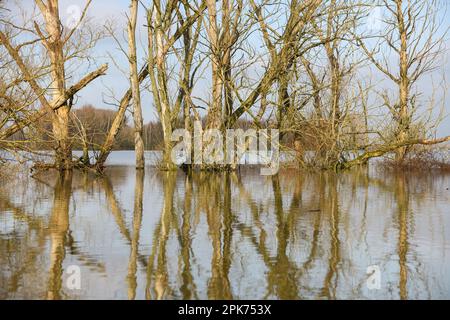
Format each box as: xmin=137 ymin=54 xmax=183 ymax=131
xmin=1 ymin=161 xmax=450 ymax=299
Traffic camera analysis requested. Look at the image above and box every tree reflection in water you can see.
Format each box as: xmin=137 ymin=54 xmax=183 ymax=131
xmin=0 ymin=166 xmax=449 ymax=299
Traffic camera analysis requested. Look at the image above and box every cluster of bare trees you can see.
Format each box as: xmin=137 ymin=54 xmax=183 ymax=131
xmin=0 ymin=0 xmax=449 ymax=173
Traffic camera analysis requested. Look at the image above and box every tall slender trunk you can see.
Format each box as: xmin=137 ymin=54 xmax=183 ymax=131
xmin=325 ymin=0 xmax=341 ymax=139
xmin=128 ymin=0 xmax=145 ymax=169
xmin=156 ymin=23 xmax=175 ymax=170
xmin=396 ymin=0 xmax=410 ymax=162
xmin=328 ymin=52 xmax=341 ymax=135
xmin=160 ymin=104 xmax=174 ymax=170
xmin=146 ymin=4 xmax=177 ymax=171
xmin=222 ymin=0 xmax=233 ymax=129
xmin=206 ymin=0 xmax=223 ymax=130
xmin=301 ymin=56 xmax=323 ymax=118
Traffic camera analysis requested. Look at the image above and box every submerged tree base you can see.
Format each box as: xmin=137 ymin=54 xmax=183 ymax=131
xmin=331 ymin=137 xmax=450 ymax=172
xmin=380 ymin=149 xmax=450 ymax=172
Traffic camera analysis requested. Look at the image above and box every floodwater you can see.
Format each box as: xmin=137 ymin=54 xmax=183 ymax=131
xmin=1 ymin=151 xmax=450 ymax=300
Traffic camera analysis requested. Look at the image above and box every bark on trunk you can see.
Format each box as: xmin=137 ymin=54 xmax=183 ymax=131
xmin=128 ymin=0 xmax=145 ymax=169
xmin=396 ymin=0 xmax=410 ymax=162
xmin=206 ymin=0 xmax=223 ymax=130
xmin=41 ymin=0 xmax=71 ymax=170
xmin=148 ymin=5 xmax=176 ymax=171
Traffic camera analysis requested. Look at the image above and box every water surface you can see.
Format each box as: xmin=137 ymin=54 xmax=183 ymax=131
xmin=1 ymin=152 xmax=450 ymax=299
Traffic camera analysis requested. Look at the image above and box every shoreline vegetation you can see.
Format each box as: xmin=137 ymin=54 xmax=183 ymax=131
xmin=1 ymin=0 xmax=450 ymax=175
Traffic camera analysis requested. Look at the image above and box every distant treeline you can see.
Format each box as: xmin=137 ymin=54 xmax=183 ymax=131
xmin=75 ymin=105 xmax=268 ymax=151
xmin=73 ymin=105 xmax=163 ymax=150
xmin=8 ymin=104 xmax=363 ymax=152
xmin=71 ymin=105 xmax=281 ymax=151
xmin=7 ymin=104 xmax=159 ymax=150
xmin=8 ymin=104 xmax=268 ymax=151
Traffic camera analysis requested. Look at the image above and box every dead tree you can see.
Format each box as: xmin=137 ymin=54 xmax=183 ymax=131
xmin=228 ymin=0 xmax=323 ymax=127
xmin=94 ymin=1 xmax=205 ymax=172
xmin=145 ymin=0 xmax=204 ymax=170
xmin=357 ymin=0 xmax=448 ymax=163
xmin=203 ymin=0 xmax=244 ymax=130
xmin=291 ymin=0 xmax=367 ymax=167
xmin=0 ymin=0 xmax=107 ymax=171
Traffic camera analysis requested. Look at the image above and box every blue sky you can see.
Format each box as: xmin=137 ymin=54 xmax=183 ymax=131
xmin=5 ymin=0 xmax=450 ymax=137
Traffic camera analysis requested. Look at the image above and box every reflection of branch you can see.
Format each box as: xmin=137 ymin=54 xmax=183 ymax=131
xmin=0 ymin=198 xmax=49 ymax=295
xmin=0 ymin=177 xmax=104 ymax=272
xmin=66 ymin=231 xmax=106 ymax=274
xmin=0 ymin=188 xmax=107 ymax=295
xmin=395 ymin=175 xmax=409 ymax=300
xmin=127 ymin=170 xmax=144 ymax=300
xmin=145 ymin=222 xmax=162 ymax=300
xmin=102 ymin=177 xmax=147 ymax=268
xmin=0 ymin=198 xmax=48 ymax=231
xmin=145 ymin=173 xmax=176 ymax=300
xmin=318 ymin=175 xmax=341 ymax=300
xmin=178 ymin=175 xmax=198 ymax=299
xmin=233 ymin=174 xmax=302 ymax=299
xmin=102 ymin=178 xmax=132 ymax=241
xmin=30 ymin=174 xmax=56 ymax=189
xmin=204 ymin=173 xmax=233 ymax=299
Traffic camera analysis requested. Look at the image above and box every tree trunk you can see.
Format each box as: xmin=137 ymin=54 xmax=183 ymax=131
xmin=128 ymin=0 xmax=145 ymax=169
xmin=324 ymin=0 xmax=341 ymax=139
xmin=42 ymin=0 xmax=72 ymax=170
xmin=277 ymin=73 xmax=290 ymax=140
xmin=206 ymin=0 xmax=223 ymax=130
xmin=396 ymin=0 xmax=410 ymax=163
xmin=222 ymin=0 xmax=233 ymax=129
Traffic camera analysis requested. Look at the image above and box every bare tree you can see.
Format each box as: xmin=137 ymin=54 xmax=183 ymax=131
xmin=146 ymin=0 xmax=204 ymax=170
xmin=203 ymin=0 xmax=243 ymax=130
xmin=0 ymin=0 xmax=107 ymax=170
xmin=228 ymin=0 xmax=323 ymax=127
xmin=2 ymin=0 xmax=449 ymax=174
xmin=288 ymin=0 xmax=367 ymax=168
xmin=94 ymin=2 xmax=204 ymax=171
